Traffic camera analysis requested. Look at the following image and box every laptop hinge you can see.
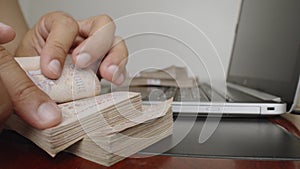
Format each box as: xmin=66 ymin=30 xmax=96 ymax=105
xmin=227 ymin=82 xmax=282 ymax=102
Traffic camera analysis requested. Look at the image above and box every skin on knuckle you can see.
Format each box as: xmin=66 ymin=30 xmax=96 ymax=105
xmin=0 ymin=47 xmax=16 ymax=71
xmin=37 ymin=12 xmax=78 ymax=42
xmin=100 ymin=14 xmax=113 ymax=23
xmin=0 ymin=47 xmax=35 ymax=105
xmin=0 ymin=46 xmax=11 ymax=58
xmin=11 ymin=80 xmax=40 ymax=106
xmin=58 ymin=13 xmax=78 ymax=32
xmin=99 ymin=14 xmax=116 ymax=31
xmin=49 ymin=40 xmax=69 ymax=57
xmin=63 ymin=18 xmax=78 ymax=33
xmin=46 ymin=11 xmax=79 ymax=33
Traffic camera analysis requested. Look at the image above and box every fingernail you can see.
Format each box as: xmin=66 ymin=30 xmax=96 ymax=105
xmin=0 ymin=22 xmax=10 ymax=29
xmin=48 ymin=59 xmax=61 ymax=77
xmin=107 ymin=65 xmax=125 ymax=85
xmin=115 ymin=73 xmax=125 ymax=85
xmin=76 ymin=53 xmax=92 ymax=67
xmin=107 ymin=64 xmax=118 ymax=74
xmin=37 ymin=102 xmax=61 ymax=127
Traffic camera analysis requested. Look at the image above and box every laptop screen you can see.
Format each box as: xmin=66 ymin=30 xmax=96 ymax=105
xmin=227 ymin=0 xmax=300 ymax=108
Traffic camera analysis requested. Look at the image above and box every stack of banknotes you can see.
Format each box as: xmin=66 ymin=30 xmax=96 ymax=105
xmin=5 ymin=56 xmax=173 ymax=167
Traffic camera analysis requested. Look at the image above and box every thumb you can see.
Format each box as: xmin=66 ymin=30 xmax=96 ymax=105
xmin=0 ymin=46 xmax=62 ymax=129
xmin=0 ymin=22 xmax=15 ymax=44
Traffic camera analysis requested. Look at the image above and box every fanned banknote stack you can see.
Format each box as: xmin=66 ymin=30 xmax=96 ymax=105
xmin=66 ymin=102 xmax=173 ymax=166
xmin=5 ymin=56 xmax=173 ymax=167
xmin=128 ymin=65 xmax=198 ymax=88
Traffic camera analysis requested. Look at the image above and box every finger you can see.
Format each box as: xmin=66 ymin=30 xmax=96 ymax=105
xmin=0 ymin=23 xmax=15 ymax=126
xmin=99 ymin=36 xmax=128 ymax=85
xmin=0 ymin=79 xmax=12 ymax=125
xmin=72 ymin=15 xmax=116 ymax=68
xmin=0 ymin=22 xmax=15 ymax=44
xmin=0 ymin=46 xmax=62 ymax=129
xmin=39 ymin=12 xmax=79 ymax=79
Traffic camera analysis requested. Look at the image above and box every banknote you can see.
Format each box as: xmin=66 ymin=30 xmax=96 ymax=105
xmin=7 ymin=56 xmax=174 ymax=166
xmin=15 ymin=56 xmax=101 ymax=103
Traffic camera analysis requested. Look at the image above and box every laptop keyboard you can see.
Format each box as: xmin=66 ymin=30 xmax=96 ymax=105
xmin=200 ymin=84 xmax=226 ymax=102
xmin=225 ymin=86 xmax=264 ymax=103
xmin=201 ymin=84 xmax=263 ymax=103
xmin=112 ymin=84 xmax=263 ymax=103
xmin=126 ymin=86 xmax=177 ymax=101
xmin=175 ymin=87 xmax=209 ymax=102
xmin=125 ymin=86 xmax=209 ymax=102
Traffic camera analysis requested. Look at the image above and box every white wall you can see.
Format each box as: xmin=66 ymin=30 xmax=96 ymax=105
xmin=19 ymin=0 xmax=241 ymax=83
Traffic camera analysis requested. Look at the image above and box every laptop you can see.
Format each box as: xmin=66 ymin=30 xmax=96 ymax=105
xmin=112 ymin=0 xmax=300 ymax=115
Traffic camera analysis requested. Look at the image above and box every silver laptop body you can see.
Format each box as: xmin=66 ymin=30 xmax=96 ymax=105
xmin=140 ymin=0 xmax=300 ymax=115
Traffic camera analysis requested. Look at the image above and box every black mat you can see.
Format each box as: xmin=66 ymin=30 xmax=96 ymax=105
xmin=141 ymin=115 xmax=300 ymax=160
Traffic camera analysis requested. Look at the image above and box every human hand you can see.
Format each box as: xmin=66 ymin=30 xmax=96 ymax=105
xmin=16 ymin=12 xmax=128 ymax=85
xmin=0 ymin=23 xmax=61 ymax=129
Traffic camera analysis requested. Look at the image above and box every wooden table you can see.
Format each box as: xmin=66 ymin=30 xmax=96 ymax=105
xmin=1 ymin=116 xmax=300 ymax=169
